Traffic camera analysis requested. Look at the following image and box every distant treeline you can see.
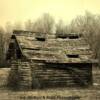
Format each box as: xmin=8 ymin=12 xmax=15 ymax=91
xmin=0 ymin=11 xmax=100 ymax=66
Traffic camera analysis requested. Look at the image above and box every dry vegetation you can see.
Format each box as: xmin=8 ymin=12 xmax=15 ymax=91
xmin=0 ymin=68 xmax=99 ymax=100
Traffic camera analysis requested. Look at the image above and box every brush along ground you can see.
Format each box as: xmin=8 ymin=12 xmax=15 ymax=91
xmin=0 ymin=68 xmax=100 ymax=100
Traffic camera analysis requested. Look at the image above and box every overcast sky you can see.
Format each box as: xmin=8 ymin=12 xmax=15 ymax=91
xmin=0 ymin=0 xmax=100 ymax=26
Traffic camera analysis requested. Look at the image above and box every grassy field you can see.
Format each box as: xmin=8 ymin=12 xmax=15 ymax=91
xmin=0 ymin=67 xmax=100 ymax=100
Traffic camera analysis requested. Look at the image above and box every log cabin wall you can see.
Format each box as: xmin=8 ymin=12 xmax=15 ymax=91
xmin=31 ymin=62 xmax=92 ymax=88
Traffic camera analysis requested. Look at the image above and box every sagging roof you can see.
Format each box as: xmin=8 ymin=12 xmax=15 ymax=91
xmin=10 ymin=30 xmax=95 ymax=63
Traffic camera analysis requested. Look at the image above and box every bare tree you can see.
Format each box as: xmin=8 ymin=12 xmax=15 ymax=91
xmin=56 ymin=20 xmax=65 ymax=33
xmin=69 ymin=15 xmax=85 ymax=33
xmin=5 ymin=22 xmax=13 ymax=33
xmin=55 ymin=19 xmax=72 ymax=37
xmin=33 ymin=13 xmax=55 ymax=33
xmin=69 ymin=11 xmax=100 ymax=65
xmin=13 ymin=21 xmax=23 ymax=30
xmin=0 ymin=26 xmax=6 ymax=65
xmin=24 ymin=20 xmax=34 ymax=31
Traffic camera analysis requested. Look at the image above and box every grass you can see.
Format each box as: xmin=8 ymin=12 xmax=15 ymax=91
xmin=0 ymin=67 xmax=99 ymax=100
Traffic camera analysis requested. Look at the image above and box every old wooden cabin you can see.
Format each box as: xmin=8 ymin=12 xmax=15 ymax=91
xmin=6 ymin=30 xmax=97 ymax=90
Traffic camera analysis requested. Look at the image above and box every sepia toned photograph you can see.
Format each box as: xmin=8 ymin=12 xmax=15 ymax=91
xmin=0 ymin=0 xmax=100 ymax=100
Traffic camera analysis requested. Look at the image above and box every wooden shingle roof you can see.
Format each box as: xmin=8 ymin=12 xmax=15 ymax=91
xmin=13 ymin=30 xmax=95 ymax=63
